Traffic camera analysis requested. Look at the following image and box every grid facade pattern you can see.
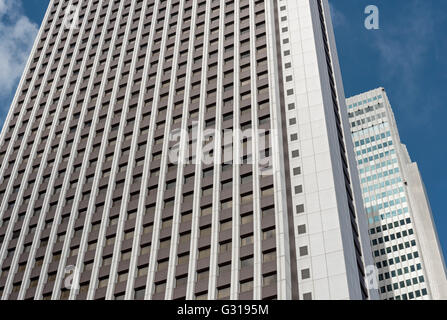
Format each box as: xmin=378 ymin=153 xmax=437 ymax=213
xmin=0 ymin=0 xmax=376 ymax=300
xmin=0 ymin=0 xmax=289 ymax=301
xmin=347 ymin=88 xmax=446 ymax=300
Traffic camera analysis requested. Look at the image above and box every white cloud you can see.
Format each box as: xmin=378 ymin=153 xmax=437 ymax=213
xmin=0 ymin=0 xmax=39 ymax=98
xmin=369 ymin=0 xmax=438 ymax=126
xmin=329 ymin=2 xmax=347 ymax=28
xmin=372 ymin=0 xmax=434 ymax=92
xmin=0 ymin=0 xmax=8 ymax=15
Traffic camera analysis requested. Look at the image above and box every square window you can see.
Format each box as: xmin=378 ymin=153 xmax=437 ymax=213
xmin=299 ymin=246 xmax=308 ymax=256
xmin=297 ymin=224 xmax=306 ymax=235
xmin=301 ymin=268 xmax=311 ymax=280
xmin=303 ymin=292 xmax=312 ymax=300
xmin=291 ymin=150 xmax=299 ymax=158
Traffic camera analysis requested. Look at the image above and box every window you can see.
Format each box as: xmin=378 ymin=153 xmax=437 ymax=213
xmin=124 ymin=230 xmax=134 ymax=240
xmin=218 ymin=263 xmax=231 ymax=275
xmin=240 ymin=279 xmax=253 ymax=293
xmin=138 ymin=266 xmax=149 ymax=277
xmin=134 ymin=288 xmax=145 ymax=300
xmin=217 ymin=286 xmax=230 ymax=299
xmin=157 ymin=259 xmax=169 ymax=271
xmin=140 ymin=244 xmax=151 ymax=255
xmin=262 ymin=251 xmax=276 ymax=263
xmin=301 ymin=268 xmax=311 ymax=280
xmin=154 ymin=282 xmax=166 ymax=294
xmin=121 ymin=250 xmax=132 ymax=261
xmin=197 ymin=269 xmax=209 ymax=281
xmin=198 ymin=247 xmax=211 ymax=259
xmin=177 ymin=254 xmax=189 ymax=265
xmin=241 ymin=214 xmax=253 ymax=225
xmin=200 ymin=226 xmax=212 ymax=237
xmin=297 ymin=224 xmax=306 ymax=235
xmin=103 ymin=256 xmax=113 ymax=266
xmin=262 ymin=228 xmax=275 ymax=240
xmin=261 ymin=187 xmax=274 ymax=197
xmin=160 ymin=238 xmax=171 ymax=249
xmin=240 ymin=256 xmax=254 ymax=268
xmin=179 ymin=232 xmax=191 ymax=244
xmin=98 ymin=278 xmax=109 ymax=288
xmin=299 ymin=246 xmax=308 ymax=256
xmin=118 ymin=272 xmax=128 ymax=283
xmin=219 ymin=241 xmax=232 ymax=253
xmin=220 ymin=219 xmax=232 ymax=231
xmin=201 ymin=206 xmax=213 ymax=216
xmin=241 ymin=234 xmax=253 ymax=246
xmin=262 ymin=273 xmax=277 ymax=287
xmin=291 ymin=150 xmax=300 ymax=158
xmin=175 ymin=275 xmax=188 ymax=288
xmin=84 ymin=261 xmax=94 ymax=271
xmin=303 ymin=292 xmax=312 ymax=300
xmin=195 ymin=292 xmax=208 ymax=300
xmin=294 ymin=185 xmax=303 ymax=194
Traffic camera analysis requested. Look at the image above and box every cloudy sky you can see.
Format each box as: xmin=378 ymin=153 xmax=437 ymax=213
xmin=0 ymin=0 xmax=40 ymax=128
xmin=0 ymin=0 xmax=446 ymax=258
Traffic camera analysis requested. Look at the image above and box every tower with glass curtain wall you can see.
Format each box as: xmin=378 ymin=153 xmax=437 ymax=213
xmin=347 ymin=87 xmax=447 ymax=300
xmin=0 ymin=0 xmax=377 ymax=300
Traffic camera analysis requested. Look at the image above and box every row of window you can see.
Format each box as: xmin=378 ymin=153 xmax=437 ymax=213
xmin=364 ymin=186 xmax=404 ymax=204
xmin=368 ymin=207 xmax=409 ymax=224
xmin=360 ymin=167 xmax=399 ymax=184
xmin=373 ymin=243 xmax=418 ymax=259
xmin=355 ymin=139 xmax=393 ymax=157
xmin=365 ymin=197 xmax=407 ymax=214
xmin=347 ymin=94 xmax=383 ymax=109
xmin=359 ymin=158 xmax=398 ymax=175
xmin=371 ymin=228 xmax=414 ymax=246
xmin=350 ymin=111 xmax=387 ymax=128
xmin=378 ymin=263 xmax=422 ymax=278
xmin=388 ymin=288 xmax=427 ymax=300
xmin=357 ymin=149 xmax=395 ymax=166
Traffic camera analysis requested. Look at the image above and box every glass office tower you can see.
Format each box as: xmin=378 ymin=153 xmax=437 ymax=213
xmin=347 ymin=87 xmax=447 ymax=300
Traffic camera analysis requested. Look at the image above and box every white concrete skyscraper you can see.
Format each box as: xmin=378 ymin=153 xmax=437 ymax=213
xmin=347 ymin=87 xmax=447 ymax=300
xmin=0 ymin=0 xmax=377 ymax=300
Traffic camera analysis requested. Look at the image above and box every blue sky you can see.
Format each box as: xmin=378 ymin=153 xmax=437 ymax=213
xmin=329 ymin=0 xmax=447 ymax=259
xmin=0 ymin=1 xmax=446 ymax=258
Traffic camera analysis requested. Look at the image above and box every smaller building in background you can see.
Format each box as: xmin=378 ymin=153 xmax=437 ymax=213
xmin=346 ymin=87 xmax=447 ymax=300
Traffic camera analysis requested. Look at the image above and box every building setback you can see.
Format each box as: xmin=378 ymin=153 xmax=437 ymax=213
xmin=347 ymin=87 xmax=447 ymax=300
xmin=0 ymin=0 xmax=377 ymax=300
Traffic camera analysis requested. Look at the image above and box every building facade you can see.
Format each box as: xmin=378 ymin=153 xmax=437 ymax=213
xmin=347 ymin=87 xmax=447 ymax=300
xmin=0 ymin=0 xmax=377 ymax=300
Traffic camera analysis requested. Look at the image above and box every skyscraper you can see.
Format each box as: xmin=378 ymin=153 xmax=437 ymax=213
xmin=347 ymin=87 xmax=447 ymax=300
xmin=0 ymin=0 xmax=377 ymax=300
